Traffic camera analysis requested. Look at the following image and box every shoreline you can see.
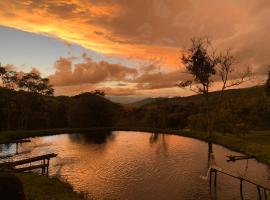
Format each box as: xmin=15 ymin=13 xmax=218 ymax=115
xmin=0 ymin=127 xmax=269 ymax=166
xmin=0 ymin=127 xmax=269 ymax=199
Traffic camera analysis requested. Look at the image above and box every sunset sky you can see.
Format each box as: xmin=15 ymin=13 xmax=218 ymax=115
xmin=0 ymin=0 xmax=269 ymax=100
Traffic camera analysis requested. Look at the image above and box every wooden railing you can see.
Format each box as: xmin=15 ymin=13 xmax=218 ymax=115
xmin=0 ymin=153 xmax=57 ymax=175
xmin=209 ymin=166 xmax=270 ymax=200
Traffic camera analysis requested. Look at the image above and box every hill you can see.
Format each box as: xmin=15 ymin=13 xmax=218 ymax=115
xmin=123 ymin=85 xmax=269 ymax=131
xmin=0 ymin=88 xmax=121 ymax=131
xmin=129 ymin=86 xmax=265 ymax=108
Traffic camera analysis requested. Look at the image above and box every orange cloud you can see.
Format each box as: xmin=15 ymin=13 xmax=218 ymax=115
xmin=0 ymin=0 xmax=183 ymax=68
xmin=1 ymin=0 xmax=270 ymax=71
xmin=49 ymin=54 xmax=137 ymax=86
xmin=1 ymin=0 xmax=270 ymax=98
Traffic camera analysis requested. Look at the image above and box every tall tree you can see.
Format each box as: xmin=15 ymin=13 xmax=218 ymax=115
xmin=179 ymin=38 xmax=251 ymax=136
xmin=179 ymin=38 xmax=217 ymax=136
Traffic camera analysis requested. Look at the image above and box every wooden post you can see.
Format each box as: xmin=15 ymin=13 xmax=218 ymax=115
xmin=264 ymin=188 xmax=267 ymax=200
xmin=240 ymin=179 xmax=244 ymax=200
xmin=209 ymin=169 xmax=212 ymax=188
xmin=257 ymin=185 xmax=261 ymax=200
xmin=214 ymin=170 xmax=217 ymax=187
xmin=46 ymin=158 xmax=50 ymax=175
xmin=42 ymin=159 xmax=46 ymax=175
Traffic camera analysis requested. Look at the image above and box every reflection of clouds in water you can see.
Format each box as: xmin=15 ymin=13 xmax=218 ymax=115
xmin=28 ymin=141 xmax=53 ymax=149
xmin=268 ymin=167 xmax=270 ymax=180
xmin=4 ymin=133 xmax=270 ymax=200
xmin=0 ymin=143 xmax=15 ymax=155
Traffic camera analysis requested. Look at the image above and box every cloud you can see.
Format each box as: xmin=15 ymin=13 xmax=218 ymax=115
xmin=49 ymin=54 xmax=137 ymax=86
xmin=53 ymin=83 xmax=137 ymax=96
xmin=1 ymin=0 xmax=270 ymax=71
xmin=1 ymin=0 xmax=270 ymax=96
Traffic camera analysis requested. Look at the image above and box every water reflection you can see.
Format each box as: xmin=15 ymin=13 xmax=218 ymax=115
xmin=149 ymin=133 xmax=168 ymax=157
xmin=0 ymin=131 xmax=269 ymax=200
xmin=69 ymin=130 xmax=114 ymax=145
xmin=207 ymin=142 xmax=215 ymax=168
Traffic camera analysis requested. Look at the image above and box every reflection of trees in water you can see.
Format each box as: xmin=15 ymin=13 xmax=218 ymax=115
xmin=207 ymin=142 xmax=215 ymax=168
xmin=149 ymin=133 xmax=168 ymax=155
xmin=149 ymin=133 xmax=159 ymax=144
xmin=268 ymin=167 xmax=270 ymax=180
xmin=207 ymin=142 xmax=251 ymax=178
xmin=69 ymin=130 xmax=114 ymax=145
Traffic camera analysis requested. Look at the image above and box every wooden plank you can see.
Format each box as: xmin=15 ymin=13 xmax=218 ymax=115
xmin=14 ymin=164 xmax=49 ymax=172
xmin=0 ymin=153 xmax=57 ymax=167
xmin=227 ymin=155 xmax=255 ymax=162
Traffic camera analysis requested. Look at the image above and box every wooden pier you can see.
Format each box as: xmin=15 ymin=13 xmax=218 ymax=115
xmin=209 ymin=166 xmax=270 ymax=200
xmin=0 ymin=153 xmax=57 ymax=175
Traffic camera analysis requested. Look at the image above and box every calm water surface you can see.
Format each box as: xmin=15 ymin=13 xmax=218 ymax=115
xmin=0 ymin=131 xmax=269 ymax=200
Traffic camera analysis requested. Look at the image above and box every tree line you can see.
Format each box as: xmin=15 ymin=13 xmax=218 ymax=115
xmin=0 ymin=64 xmax=54 ymax=96
xmin=0 ymin=37 xmax=269 ymax=134
xmin=0 ymin=88 xmax=121 ymax=130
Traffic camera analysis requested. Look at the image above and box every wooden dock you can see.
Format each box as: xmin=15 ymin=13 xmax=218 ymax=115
xmin=209 ymin=166 xmax=270 ymax=200
xmin=0 ymin=153 xmax=57 ymax=175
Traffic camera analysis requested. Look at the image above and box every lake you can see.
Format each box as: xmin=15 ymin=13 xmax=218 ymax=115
xmin=0 ymin=131 xmax=269 ymax=199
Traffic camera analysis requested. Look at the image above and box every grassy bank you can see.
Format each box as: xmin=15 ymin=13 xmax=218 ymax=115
xmin=0 ymin=172 xmax=85 ymax=200
xmin=18 ymin=173 xmax=86 ymax=200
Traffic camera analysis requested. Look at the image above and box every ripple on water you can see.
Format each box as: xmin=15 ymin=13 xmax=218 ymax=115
xmin=0 ymin=131 xmax=269 ymax=200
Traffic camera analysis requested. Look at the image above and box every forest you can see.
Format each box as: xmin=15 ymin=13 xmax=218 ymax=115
xmin=0 ymin=77 xmax=269 ymax=133
xmin=0 ymin=38 xmax=269 ymax=133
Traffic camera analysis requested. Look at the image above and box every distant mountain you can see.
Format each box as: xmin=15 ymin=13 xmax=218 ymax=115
xmin=126 ymin=97 xmax=163 ymax=107
xmin=127 ymin=85 xmax=265 ymax=108
xmin=106 ymin=95 xmax=147 ymax=104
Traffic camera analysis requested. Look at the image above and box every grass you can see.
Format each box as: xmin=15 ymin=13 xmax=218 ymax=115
xmin=17 ymin=173 xmax=86 ymax=200
xmin=210 ymin=130 xmax=270 ymax=165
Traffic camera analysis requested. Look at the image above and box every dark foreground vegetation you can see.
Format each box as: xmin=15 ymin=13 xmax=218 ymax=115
xmin=0 ymin=172 xmax=85 ymax=200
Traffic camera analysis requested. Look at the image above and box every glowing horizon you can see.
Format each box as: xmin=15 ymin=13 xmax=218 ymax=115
xmin=0 ymin=0 xmax=269 ymax=97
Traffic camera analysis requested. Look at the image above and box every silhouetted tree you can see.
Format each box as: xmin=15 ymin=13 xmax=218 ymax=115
xmin=92 ymin=89 xmax=105 ymax=97
xmin=266 ymin=71 xmax=270 ymax=97
xmin=179 ymin=38 xmax=217 ymax=136
xmin=0 ymin=63 xmax=18 ymax=89
xmin=217 ymin=49 xmax=251 ymax=99
xmin=0 ymin=63 xmax=6 ymax=77
xmin=2 ymin=70 xmax=17 ymax=89
xmin=68 ymin=93 xmax=120 ymax=128
xmin=17 ymin=72 xmax=54 ymax=95
xmin=179 ymin=38 xmax=252 ymax=136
